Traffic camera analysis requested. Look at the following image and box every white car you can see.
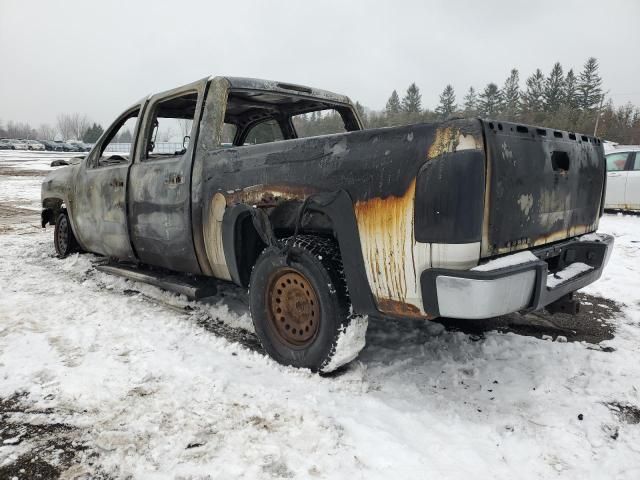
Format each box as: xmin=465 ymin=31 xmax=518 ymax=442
xmin=23 ymin=139 xmax=45 ymax=151
xmin=10 ymin=139 xmax=29 ymax=150
xmin=604 ymin=146 xmax=640 ymax=211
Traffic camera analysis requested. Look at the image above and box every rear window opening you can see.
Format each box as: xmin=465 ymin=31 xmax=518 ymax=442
xmin=223 ymin=90 xmax=359 ymax=147
xmin=291 ymin=109 xmax=348 ymax=138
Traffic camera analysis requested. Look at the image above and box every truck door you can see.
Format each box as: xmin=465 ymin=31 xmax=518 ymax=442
xmin=625 ymin=152 xmax=640 ymax=209
xmin=72 ymin=105 xmax=143 ymax=260
xmin=128 ymin=80 xmax=207 ymax=274
xmin=604 ymin=151 xmax=630 ymax=208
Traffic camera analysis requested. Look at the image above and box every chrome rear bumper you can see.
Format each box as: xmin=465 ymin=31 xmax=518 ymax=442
xmin=421 ymin=233 xmax=614 ymax=319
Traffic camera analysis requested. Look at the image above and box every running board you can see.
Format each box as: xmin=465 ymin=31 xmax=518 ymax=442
xmin=95 ymin=264 xmax=217 ymax=299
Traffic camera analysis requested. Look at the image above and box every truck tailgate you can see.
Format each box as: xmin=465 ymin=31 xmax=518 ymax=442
xmin=481 ymin=120 xmax=606 ymax=258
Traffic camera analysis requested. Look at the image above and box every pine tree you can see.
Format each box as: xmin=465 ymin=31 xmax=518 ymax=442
xmin=401 ymin=83 xmax=422 ymax=113
xmin=385 ymin=90 xmax=401 ymax=116
xmin=478 ymin=83 xmax=503 ymax=117
xmin=118 ymin=129 xmax=133 ymax=143
xmin=502 ymin=69 xmax=520 ymax=119
xmin=82 ymin=123 xmax=104 ymax=143
xmin=577 ymin=57 xmax=603 ymax=110
xmin=563 ymin=69 xmax=579 ymax=110
xmin=543 ymin=62 xmax=565 ymax=113
xmin=435 ymin=84 xmax=457 ymax=119
xmin=521 ymin=69 xmax=545 ymax=114
xmin=463 ymin=87 xmax=478 ymax=115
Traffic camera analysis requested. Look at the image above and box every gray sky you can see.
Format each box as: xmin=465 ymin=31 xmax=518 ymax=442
xmin=1 ymin=0 xmax=638 ymax=128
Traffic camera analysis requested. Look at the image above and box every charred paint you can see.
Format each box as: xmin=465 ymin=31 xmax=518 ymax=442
xmin=225 ymin=184 xmax=318 ymax=208
xmin=481 ymin=119 xmax=604 ymax=257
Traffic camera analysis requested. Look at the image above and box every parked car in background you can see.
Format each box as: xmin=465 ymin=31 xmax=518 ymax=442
xmin=7 ymin=139 xmax=29 ymax=150
xmin=66 ymin=143 xmax=83 ymax=152
xmin=23 ymin=139 xmax=46 ymax=151
xmin=0 ymin=139 xmax=16 ymax=149
xmin=53 ymin=140 xmax=75 ymax=152
xmin=604 ymin=146 xmax=640 ymax=211
xmin=39 ymin=140 xmax=65 ymax=151
xmin=66 ymin=140 xmax=92 ymax=152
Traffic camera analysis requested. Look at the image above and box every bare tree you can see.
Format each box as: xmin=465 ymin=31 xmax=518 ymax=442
xmin=37 ymin=123 xmax=58 ymax=140
xmin=56 ymin=114 xmax=74 ymax=140
xmin=6 ymin=121 xmax=36 ymax=139
xmin=56 ymin=113 xmax=91 ymax=140
xmin=178 ymin=119 xmax=193 ymax=138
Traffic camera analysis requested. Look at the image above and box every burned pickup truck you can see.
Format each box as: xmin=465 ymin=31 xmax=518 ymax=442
xmin=42 ymin=76 xmax=613 ymax=372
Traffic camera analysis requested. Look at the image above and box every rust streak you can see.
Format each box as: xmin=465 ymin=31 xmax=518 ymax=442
xmin=377 ymin=298 xmax=433 ymax=320
xmin=354 ymin=179 xmax=417 ymax=315
xmin=226 ymin=184 xmax=318 ymax=207
xmin=427 ymin=126 xmax=458 ymax=160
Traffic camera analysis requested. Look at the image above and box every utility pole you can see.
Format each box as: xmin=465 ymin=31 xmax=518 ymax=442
xmin=593 ymin=90 xmax=609 ymax=137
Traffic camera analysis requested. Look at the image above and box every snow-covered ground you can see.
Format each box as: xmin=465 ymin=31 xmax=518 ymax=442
xmin=1 ymin=152 xmax=640 ymax=479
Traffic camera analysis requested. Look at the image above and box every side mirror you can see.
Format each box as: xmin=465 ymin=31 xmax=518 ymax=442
xmin=183 ymin=135 xmax=190 ymax=150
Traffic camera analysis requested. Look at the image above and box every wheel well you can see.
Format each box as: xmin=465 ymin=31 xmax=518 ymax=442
xmin=234 ymin=212 xmax=267 ymax=287
xmin=233 ymin=207 xmax=336 ymax=288
xmin=43 ymin=197 xmax=63 ymax=210
xmin=41 ymin=197 xmax=64 ymax=227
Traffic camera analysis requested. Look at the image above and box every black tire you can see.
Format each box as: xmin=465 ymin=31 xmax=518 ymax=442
xmin=54 ymin=211 xmax=79 ymax=258
xmin=250 ymin=234 xmax=366 ymax=372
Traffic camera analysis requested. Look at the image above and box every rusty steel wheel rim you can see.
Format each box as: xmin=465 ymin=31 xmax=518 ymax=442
xmin=267 ymin=269 xmax=320 ymax=347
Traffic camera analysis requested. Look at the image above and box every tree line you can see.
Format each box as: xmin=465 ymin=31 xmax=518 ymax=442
xmin=298 ymin=57 xmax=640 ymax=144
xmin=2 ymin=57 xmax=639 ymax=145
xmin=0 ymin=114 xmax=104 ymax=143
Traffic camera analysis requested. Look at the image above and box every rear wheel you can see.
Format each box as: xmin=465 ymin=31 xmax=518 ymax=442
xmin=54 ymin=211 xmax=79 ymax=258
xmin=249 ymin=235 xmax=368 ymax=372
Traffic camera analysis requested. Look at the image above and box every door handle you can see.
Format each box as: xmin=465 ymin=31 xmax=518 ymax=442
xmin=164 ymin=173 xmax=184 ymax=186
xmin=109 ymin=178 xmax=124 ymax=188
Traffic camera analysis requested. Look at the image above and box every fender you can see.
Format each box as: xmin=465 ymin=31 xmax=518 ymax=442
xmin=221 ymin=190 xmax=378 ymax=317
xmin=41 ymin=165 xmax=89 ymax=252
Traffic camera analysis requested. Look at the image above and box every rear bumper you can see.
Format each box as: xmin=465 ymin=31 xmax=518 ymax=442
xmin=421 ymin=233 xmax=614 ymax=319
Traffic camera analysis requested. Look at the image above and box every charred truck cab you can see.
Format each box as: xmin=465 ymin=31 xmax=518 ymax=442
xmin=42 ymin=76 xmax=613 ymax=372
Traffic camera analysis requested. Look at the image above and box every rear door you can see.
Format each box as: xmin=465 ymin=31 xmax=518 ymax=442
xmin=604 ymin=151 xmax=630 ymax=208
xmin=625 ymin=152 xmax=640 ymax=209
xmin=128 ymin=79 xmax=207 ymax=274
